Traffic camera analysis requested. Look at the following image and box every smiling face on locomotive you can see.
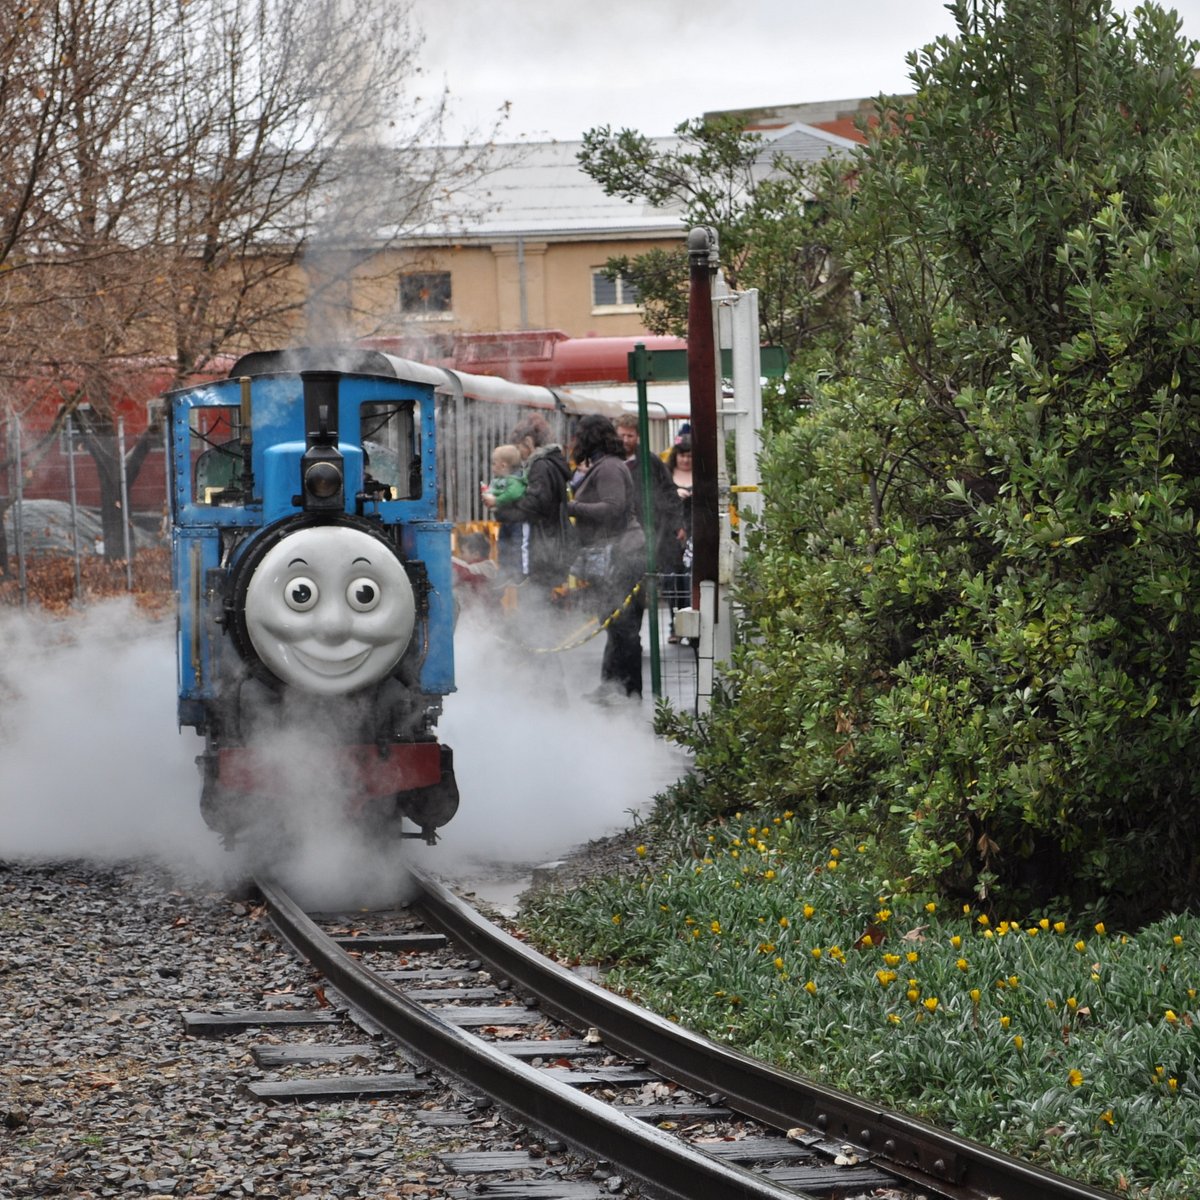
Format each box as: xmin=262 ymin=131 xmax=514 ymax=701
xmin=242 ymin=524 xmax=416 ymax=696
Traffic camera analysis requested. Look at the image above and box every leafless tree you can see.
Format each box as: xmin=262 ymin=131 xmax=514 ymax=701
xmin=1 ymin=0 xmax=503 ymax=560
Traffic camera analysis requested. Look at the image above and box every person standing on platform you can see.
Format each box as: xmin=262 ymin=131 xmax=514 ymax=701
xmin=482 ymin=413 xmax=572 ymax=596
xmin=614 ymin=412 xmax=685 ymax=611
xmin=569 ymin=415 xmax=646 ymax=702
xmin=664 ymin=436 xmax=694 ymax=637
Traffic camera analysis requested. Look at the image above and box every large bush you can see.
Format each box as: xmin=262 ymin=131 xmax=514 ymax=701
xmin=691 ymin=0 xmax=1200 ymax=920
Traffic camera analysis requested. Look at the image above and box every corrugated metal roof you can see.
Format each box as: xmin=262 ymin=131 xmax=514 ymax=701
xmin=419 ymin=138 xmax=683 ymax=240
xmin=414 ymin=126 xmax=856 ymax=243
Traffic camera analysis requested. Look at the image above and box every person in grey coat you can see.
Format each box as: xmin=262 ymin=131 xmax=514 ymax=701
xmin=568 ymin=415 xmax=646 ymax=701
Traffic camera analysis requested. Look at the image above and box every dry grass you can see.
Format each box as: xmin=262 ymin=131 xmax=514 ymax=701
xmin=0 ymin=548 xmax=174 ymax=616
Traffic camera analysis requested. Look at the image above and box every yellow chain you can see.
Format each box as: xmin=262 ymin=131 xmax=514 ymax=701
xmin=495 ymin=580 xmax=644 ymax=654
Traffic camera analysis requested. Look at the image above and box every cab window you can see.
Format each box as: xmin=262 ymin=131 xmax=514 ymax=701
xmin=362 ymin=401 xmax=420 ymax=500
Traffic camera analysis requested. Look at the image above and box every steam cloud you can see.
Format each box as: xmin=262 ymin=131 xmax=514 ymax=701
xmin=0 ymin=598 xmax=688 ymax=906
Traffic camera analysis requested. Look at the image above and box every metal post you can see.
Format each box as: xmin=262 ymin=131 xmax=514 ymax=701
xmin=687 ymin=227 xmax=720 ymax=609
xmin=118 ymin=417 xmax=133 ymax=590
xmin=66 ymin=414 xmax=83 ymax=600
xmin=725 ymin=288 xmax=764 ymax=523
xmin=629 ymin=343 xmax=661 ymax=698
xmin=12 ymin=408 xmax=27 ymax=607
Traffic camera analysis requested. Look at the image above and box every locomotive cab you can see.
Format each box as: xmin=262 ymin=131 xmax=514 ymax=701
xmin=167 ymin=349 xmax=458 ymax=847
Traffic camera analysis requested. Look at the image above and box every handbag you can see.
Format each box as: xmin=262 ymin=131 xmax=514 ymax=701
xmin=570 ymin=542 xmax=614 ymax=584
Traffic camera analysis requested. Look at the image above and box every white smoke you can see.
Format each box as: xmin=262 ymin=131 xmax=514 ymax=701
xmin=0 ymin=597 xmax=688 ymax=904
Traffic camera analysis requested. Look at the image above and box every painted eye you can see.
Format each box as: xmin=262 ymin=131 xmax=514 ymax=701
xmin=346 ymin=577 xmax=380 ymax=612
xmin=284 ymin=577 xmax=319 ymax=611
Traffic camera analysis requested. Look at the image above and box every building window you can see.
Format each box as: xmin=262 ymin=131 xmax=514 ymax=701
xmin=399 ymin=271 xmax=451 ymax=317
xmin=591 ymin=269 xmax=640 ymax=311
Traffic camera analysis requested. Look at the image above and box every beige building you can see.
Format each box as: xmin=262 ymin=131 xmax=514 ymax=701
xmin=318 ymin=121 xmax=858 ymax=347
xmin=330 ymin=139 xmax=685 ymax=345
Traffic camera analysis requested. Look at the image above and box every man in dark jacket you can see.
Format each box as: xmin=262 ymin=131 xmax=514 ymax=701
xmin=483 ymin=413 xmax=571 ymax=589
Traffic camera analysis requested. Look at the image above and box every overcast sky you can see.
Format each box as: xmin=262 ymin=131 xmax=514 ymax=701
xmin=410 ymin=0 xmax=1200 ymax=143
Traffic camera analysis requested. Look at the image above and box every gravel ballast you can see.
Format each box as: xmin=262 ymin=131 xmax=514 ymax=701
xmin=0 ymin=857 xmax=597 ymax=1199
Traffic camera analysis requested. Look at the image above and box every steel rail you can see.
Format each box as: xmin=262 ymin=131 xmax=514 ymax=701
xmin=254 ymin=875 xmax=805 ymax=1200
xmin=408 ymin=864 xmax=1120 ymax=1200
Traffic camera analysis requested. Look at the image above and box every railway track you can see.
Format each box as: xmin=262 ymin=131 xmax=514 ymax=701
xmin=186 ymin=867 xmax=1121 ymax=1200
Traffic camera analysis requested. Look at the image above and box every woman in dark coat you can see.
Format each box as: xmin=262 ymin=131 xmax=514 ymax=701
xmin=483 ymin=413 xmax=571 ymax=591
xmin=568 ymin=414 xmax=645 ymax=700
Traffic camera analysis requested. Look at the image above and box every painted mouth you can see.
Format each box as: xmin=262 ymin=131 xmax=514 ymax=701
xmin=291 ymin=646 xmax=372 ymax=677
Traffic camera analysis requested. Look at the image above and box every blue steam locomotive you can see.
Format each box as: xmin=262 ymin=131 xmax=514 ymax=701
xmin=167 ymin=348 xmax=459 ymax=846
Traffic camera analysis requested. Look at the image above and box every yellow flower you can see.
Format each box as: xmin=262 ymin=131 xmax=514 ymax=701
xmin=780 ymin=915 xmax=791 ymax=928
xmin=887 ymin=1013 xmax=901 ymax=1025
xmin=956 ymin=958 xmax=969 ymax=972
xmin=1013 ymin=1035 xmax=1024 ymax=1050
xmin=1170 ymin=1078 xmax=1179 ymax=1091
xmin=635 ymin=844 xmax=647 ymax=858
xmin=1054 ymin=921 xmax=1066 ymax=934
xmin=827 ymin=859 xmax=838 ymax=870
xmin=950 ymin=935 xmax=963 ymax=949
xmin=883 ymin=953 xmax=902 ymax=967
xmin=612 ymin=914 xmax=622 ymax=925
xmin=923 ymin=997 xmax=939 ymax=1013
xmin=925 ymin=902 xmax=937 ymax=914
xmin=1173 ymin=934 xmax=1183 ymax=947
xmin=1165 ymin=1010 xmax=1179 ymax=1024
xmin=1094 ymin=921 xmax=1107 ymax=935
xmin=977 ymin=914 xmax=990 ymax=927
xmin=1039 ymin=918 xmax=1051 ymax=931
xmin=876 ymin=970 xmax=897 ymax=987
xmin=830 ymin=946 xmax=845 ymax=962
xmin=1046 ymin=999 xmax=1057 ymax=1011
xmin=1026 ymin=927 xmax=1040 ymax=937
xmin=764 ymin=869 xmax=776 ymax=881
xmin=811 ymin=947 xmax=822 ymax=959
xmin=1067 ymin=996 xmax=1078 ymax=1011
xmin=999 ymin=1015 xmax=1011 ymax=1029
xmin=1074 ymin=939 xmax=1087 ymax=952
xmin=774 ymin=957 xmax=784 ymax=970
xmin=860 ymin=934 xmax=874 ymax=948
xmin=906 ymin=987 xmax=920 ymax=1003
xmin=983 ymin=929 xmax=995 ymax=940
xmin=1008 ymin=975 xmax=1020 ymax=989
xmin=804 ymin=980 xmax=817 ymax=995
xmin=802 ymin=905 xmax=814 ymax=919
xmin=962 ymin=903 xmax=972 ymax=914
xmin=1067 ymin=1069 xmax=1084 ymax=1088
xmin=969 ymin=988 xmax=981 ymax=1004
xmin=876 ymin=908 xmax=892 ymax=922
xmin=710 ymin=920 xmax=721 ymax=934
xmin=830 ymin=846 xmax=840 ymax=858
xmin=1099 ymin=1109 xmax=1114 ymax=1127
xmin=906 ymin=951 xmax=920 ymax=963
xmin=731 ymin=849 xmax=740 ymax=859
